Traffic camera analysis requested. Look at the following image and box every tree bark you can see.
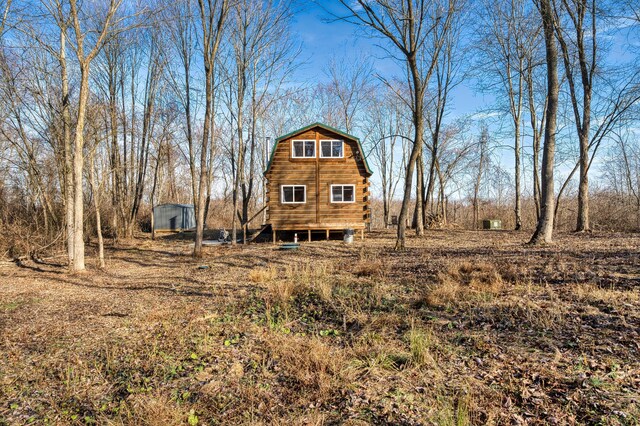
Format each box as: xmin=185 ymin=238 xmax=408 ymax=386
xmin=90 ymin=150 xmax=105 ymax=269
xmin=413 ymin=155 xmax=425 ymax=235
xmin=71 ymin=64 xmax=90 ymax=272
xmin=529 ymin=0 xmax=558 ymax=245
xmin=60 ymin=27 xmax=75 ymax=269
xmin=473 ymin=128 xmax=488 ymax=230
xmin=514 ymin=117 xmax=522 ymax=230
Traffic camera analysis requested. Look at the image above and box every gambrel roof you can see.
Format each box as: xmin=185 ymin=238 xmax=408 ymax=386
xmin=264 ymin=122 xmax=373 ymax=176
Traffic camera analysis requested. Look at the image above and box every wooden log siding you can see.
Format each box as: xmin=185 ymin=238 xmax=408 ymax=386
xmin=265 ymin=124 xmax=372 ymax=231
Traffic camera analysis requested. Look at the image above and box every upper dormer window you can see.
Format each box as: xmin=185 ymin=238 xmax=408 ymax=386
xmin=320 ymin=140 xmax=343 ymax=158
xmin=292 ymin=140 xmax=315 ymax=158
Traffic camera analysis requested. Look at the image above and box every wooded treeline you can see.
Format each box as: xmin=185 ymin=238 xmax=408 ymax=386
xmin=0 ymin=0 xmax=639 ymax=269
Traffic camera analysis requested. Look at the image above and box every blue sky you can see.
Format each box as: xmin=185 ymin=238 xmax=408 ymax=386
xmin=289 ymin=1 xmax=490 ymax=121
xmin=288 ymin=0 xmax=637 ymax=121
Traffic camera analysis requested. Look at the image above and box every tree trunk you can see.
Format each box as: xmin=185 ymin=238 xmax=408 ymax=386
xmin=514 ymin=118 xmax=522 ymax=230
xmin=90 ymin=151 xmax=105 ymax=269
xmin=396 ymin=133 xmax=420 ymax=249
xmin=576 ymin=126 xmax=590 ymax=231
xmin=435 ymin=157 xmax=446 ymax=224
xmin=532 ymin=130 xmax=542 ymax=221
xmin=194 ymin=0 xmax=229 ymax=256
xmin=529 ymin=0 xmax=558 ymax=245
xmin=552 ymin=0 xmax=594 ymax=232
xmin=194 ymin=65 xmax=212 ymax=257
xmin=527 ymin=64 xmax=545 ymax=223
xmin=71 ymin=65 xmax=90 ymax=272
xmin=425 ymin=147 xmax=437 ymax=214
xmin=396 ymin=101 xmax=423 ymax=249
xmin=60 ymin=28 xmax=74 ymax=268
xmin=127 ymin=51 xmax=158 ymax=239
xmin=413 ymin=156 xmax=424 ymax=236
xmin=150 ymin=139 xmax=163 ymax=241
xmin=473 ymin=129 xmax=487 ymax=230
xmin=397 ymin=53 xmax=425 ymax=248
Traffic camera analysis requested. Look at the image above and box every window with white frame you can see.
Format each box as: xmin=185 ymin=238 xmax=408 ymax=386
xmin=331 ymin=184 xmax=355 ymax=203
xmin=320 ymin=140 xmax=343 ymax=158
xmin=281 ymin=185 xmax=306 ymax=204
xmin=291 ymin=140 xmax=315 ymax=158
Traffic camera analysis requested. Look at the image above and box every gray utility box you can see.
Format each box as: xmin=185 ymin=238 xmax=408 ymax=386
xmin=482 ymin=219 xmax=502 ymax=230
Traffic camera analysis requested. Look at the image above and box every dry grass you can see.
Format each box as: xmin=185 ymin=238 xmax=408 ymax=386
xmin=426 ymin=260 xmax=504 ymax=308
xmin=353 ymin=247 xmax=390 ymax=279
xmin=248 ymin=266 xmax=277 ymax=283
xmin=1 ymin=229 xmax=639 ymax=424
xmin=266 ymin=333 xmax=353 ymax=402
xmin=262 ymin=263 xmax=335 ymax=306
xmin=406 ymin=322 xmax=440 ymax=370
xmin=572 ymin=282 xmax=640 ymax=305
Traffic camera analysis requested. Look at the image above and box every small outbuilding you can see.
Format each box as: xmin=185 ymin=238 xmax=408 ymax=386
xmin=152 ymin=203 xmax=196 ymax=233
xmin=264 ymin=122 xmax=373 ymax=241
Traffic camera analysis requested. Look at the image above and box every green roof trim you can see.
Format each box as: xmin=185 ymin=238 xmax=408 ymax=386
xmin=264 ymin=122 xmax=373 ymax=176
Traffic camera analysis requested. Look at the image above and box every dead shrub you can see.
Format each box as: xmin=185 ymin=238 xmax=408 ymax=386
xmin=432 ymin=388 xmax=475 ymax=426
xmin=286 ymin=263 xmax=334 ymax=301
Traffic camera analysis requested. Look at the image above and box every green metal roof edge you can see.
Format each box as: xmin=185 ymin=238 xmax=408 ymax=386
xmin=263 ymin=122 xmax=373 ymax=176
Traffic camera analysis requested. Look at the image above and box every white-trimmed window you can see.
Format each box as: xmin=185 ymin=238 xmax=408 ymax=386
xmin=320 ymin=140 xmax=343 ymax=158
xmin=292 ymin=140 xmax=315 ymax=158
xmin=281 ymin=185 xmax=306 ymax=204
xmin=331 ymin=184 xmax=355 ymax=203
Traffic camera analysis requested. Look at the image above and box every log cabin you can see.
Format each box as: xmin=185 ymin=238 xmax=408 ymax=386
xmin=264 ymin=122 xmax=372 ymax=242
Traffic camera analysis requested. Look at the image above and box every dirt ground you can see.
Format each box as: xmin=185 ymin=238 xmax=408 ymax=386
xmin=1 ymin=229 xmax=639 ymax=425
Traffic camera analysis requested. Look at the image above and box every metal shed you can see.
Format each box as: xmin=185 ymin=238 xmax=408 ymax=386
xmin=153 ymin=204 xmax=196 ymax=232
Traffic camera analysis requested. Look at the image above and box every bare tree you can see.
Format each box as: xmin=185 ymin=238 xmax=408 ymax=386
xmin=424 ymin=5 xmax=466 ymax=222
xmin=0 ymin=0 xmax=11 ymax=39
xmin=65 ymin=0 xmax=125 ymax=271
xmin=193 ymin=0 xmax=230 ymax=257
xmin=336 ymin=0 xmax=458 ymax=249
xmin=0 ymin=53 xmax=57 ymax=235
xmin=88 ymin=116 xmax=105 ymax=269
xmin=165 ymin=0 xmax=198 ymax=221
xmin=477 ymin=0 xmax=538 ymax=230
xmin=529 ymin=0 xmax=559 ymax=244
xmin=126 ymin=27 xmax=166 ymax=237
xmin=365 ymin=88 xmax=409 ymax=228
xmin=433 ymin=120 xmax=475 ymax=223
xmin=552 ymin=0 xmax=597 ymax=232
xmin=610 ymin=131 xmax=640 ymax=229
xmin=472 ymin=126 xmax=489 ymax=229
xmin=224 ymin=0 xmax=297 ymax=244
xmin=320 ymin=53 xmax=375 ymax=134
xmin=524 ymin=41 xmax=547 ymax=221
xmin=551 ymin=0 xmax=640 ymax=231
